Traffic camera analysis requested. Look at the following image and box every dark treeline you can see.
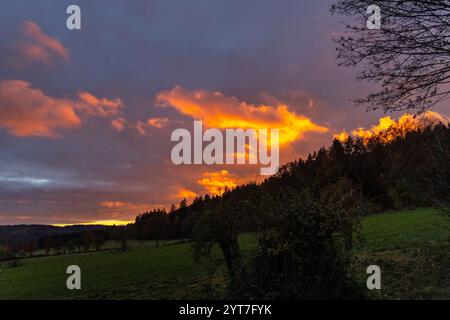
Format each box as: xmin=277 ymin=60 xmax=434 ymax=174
xmin=4 ymin=227 xmax=126 ymax=258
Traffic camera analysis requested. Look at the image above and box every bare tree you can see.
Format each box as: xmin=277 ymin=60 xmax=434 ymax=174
xmin=21 ymin=240 xmax=36 ymax=257
xmin=43 ymin=236 xmax=55 ymax=255
xmin=82 ymin=231 xmax=95 ymax=252
xmin=331 ymin=1 xmax=450 ymax=112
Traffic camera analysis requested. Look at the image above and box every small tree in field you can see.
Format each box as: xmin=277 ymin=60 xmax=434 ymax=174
xmin=21 ymin=240 xmax=36 ymax=257
xmin=192 ymin=184 xmax=258 ymax=277
xmin=43 ymin=236 xmax=55 ymax=255
xmin=82 ymin=232 xmax=95 ymax=252
xmin=192 ymin=201 xmax=242 ymax=276
xmin=92 ymin=234 xmax=102 ymax=251
xmin=0 ymin=244 xmax=13 ymax=261
xmin=120 ymin=238 xmax=128 ymax=252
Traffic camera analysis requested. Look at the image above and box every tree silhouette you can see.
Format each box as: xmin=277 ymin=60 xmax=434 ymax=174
xmin=43 ymin=236 xmax=55 ymax=255
xmin=21 ymin=240 xmax=36 ymax=257
xmin=331 ymin=1 xmax=450 ymax=112
xmin=192 ymin=184 xmax=258 ymax=277
xmin=82 ymin=232 xmax=95 ymax=252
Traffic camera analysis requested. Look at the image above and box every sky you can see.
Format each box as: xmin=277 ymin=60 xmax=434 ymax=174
xmin=0 ymin=0 xmax=447 ymax=225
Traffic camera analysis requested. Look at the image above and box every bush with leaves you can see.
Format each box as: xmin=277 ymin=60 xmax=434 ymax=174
xmin=231 ymin=179 xmax=362 ymax=299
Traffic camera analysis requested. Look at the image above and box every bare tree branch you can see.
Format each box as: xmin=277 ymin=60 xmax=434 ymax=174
xmin=331 ymin=1 xmax=450 ymax=112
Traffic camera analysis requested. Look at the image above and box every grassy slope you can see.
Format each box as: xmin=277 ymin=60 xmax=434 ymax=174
xmin=0 ymin=208 xmax=448 ymax=299
xmin=355 ymin=208 xmax=449 ymax=299
xmin=358 ymin=207 xmax=449 ymax=252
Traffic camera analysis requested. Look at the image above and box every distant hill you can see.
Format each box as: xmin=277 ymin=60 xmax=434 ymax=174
xmin=0 ymin=224 xmax=106 ymax=245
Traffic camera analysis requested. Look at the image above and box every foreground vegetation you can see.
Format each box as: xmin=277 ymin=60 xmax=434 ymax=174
xmin=0 ymin=208 xmax=448 ymax=299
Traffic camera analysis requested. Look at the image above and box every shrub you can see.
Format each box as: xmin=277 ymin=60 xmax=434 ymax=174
xmin=233 ymin=179 xmax=363 ymax=299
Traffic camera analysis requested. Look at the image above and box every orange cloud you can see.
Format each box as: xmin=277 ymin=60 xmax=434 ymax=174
xmin=334 ymin=111 xmax=448 ymax=144
xmin=147 ymin=117 xmax=169 ymax=128
xmin=156 ymin=86 xmax=328 ymax=145
xmin=77 ymin=92 xmax=122 ymax=117
xmin=99 ymin=201 xmax=127 ymax=208
xmin=176 ymin=188 xmax=197 ymax=200
xmin=0 ymin=80 xmax=81 ymax=137
xmin=12 ymin=21 xmax=70 ymax=67
xmin=134 ymin=117 xmax=170 ymax=135
xmin=110 ymin=117 xmax=127 ymax=131
xmin=0 ymin=80 xmax=122 ymax=137
xmin=99 ymin=201 xmax=158 ymax=218
xmin=197 ymin=170 xmax=238 ymax=195
xmin=333 ymin=131 xmax=349 ymax=143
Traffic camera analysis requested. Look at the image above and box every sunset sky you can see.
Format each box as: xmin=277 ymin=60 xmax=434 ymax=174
xmin=0 ymin=1 xmax=448 ymax=225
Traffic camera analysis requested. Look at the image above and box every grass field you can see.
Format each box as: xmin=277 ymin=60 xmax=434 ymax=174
xmin=357 ymin=207 xmax=449 ymax=252
xmin=0 ymin=207 xmax=448 ymax=299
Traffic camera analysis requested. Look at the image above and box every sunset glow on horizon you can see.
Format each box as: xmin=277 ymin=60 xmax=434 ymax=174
xmin=52 ymin=220 xmax=134 ymax=227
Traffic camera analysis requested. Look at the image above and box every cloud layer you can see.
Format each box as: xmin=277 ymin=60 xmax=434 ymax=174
xmin=0 ymin=80 xmax=122 ymax=137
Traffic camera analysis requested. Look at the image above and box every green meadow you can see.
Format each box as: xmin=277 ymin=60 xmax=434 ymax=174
xmin=0 ymin=208 xmax=448 ymax=299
